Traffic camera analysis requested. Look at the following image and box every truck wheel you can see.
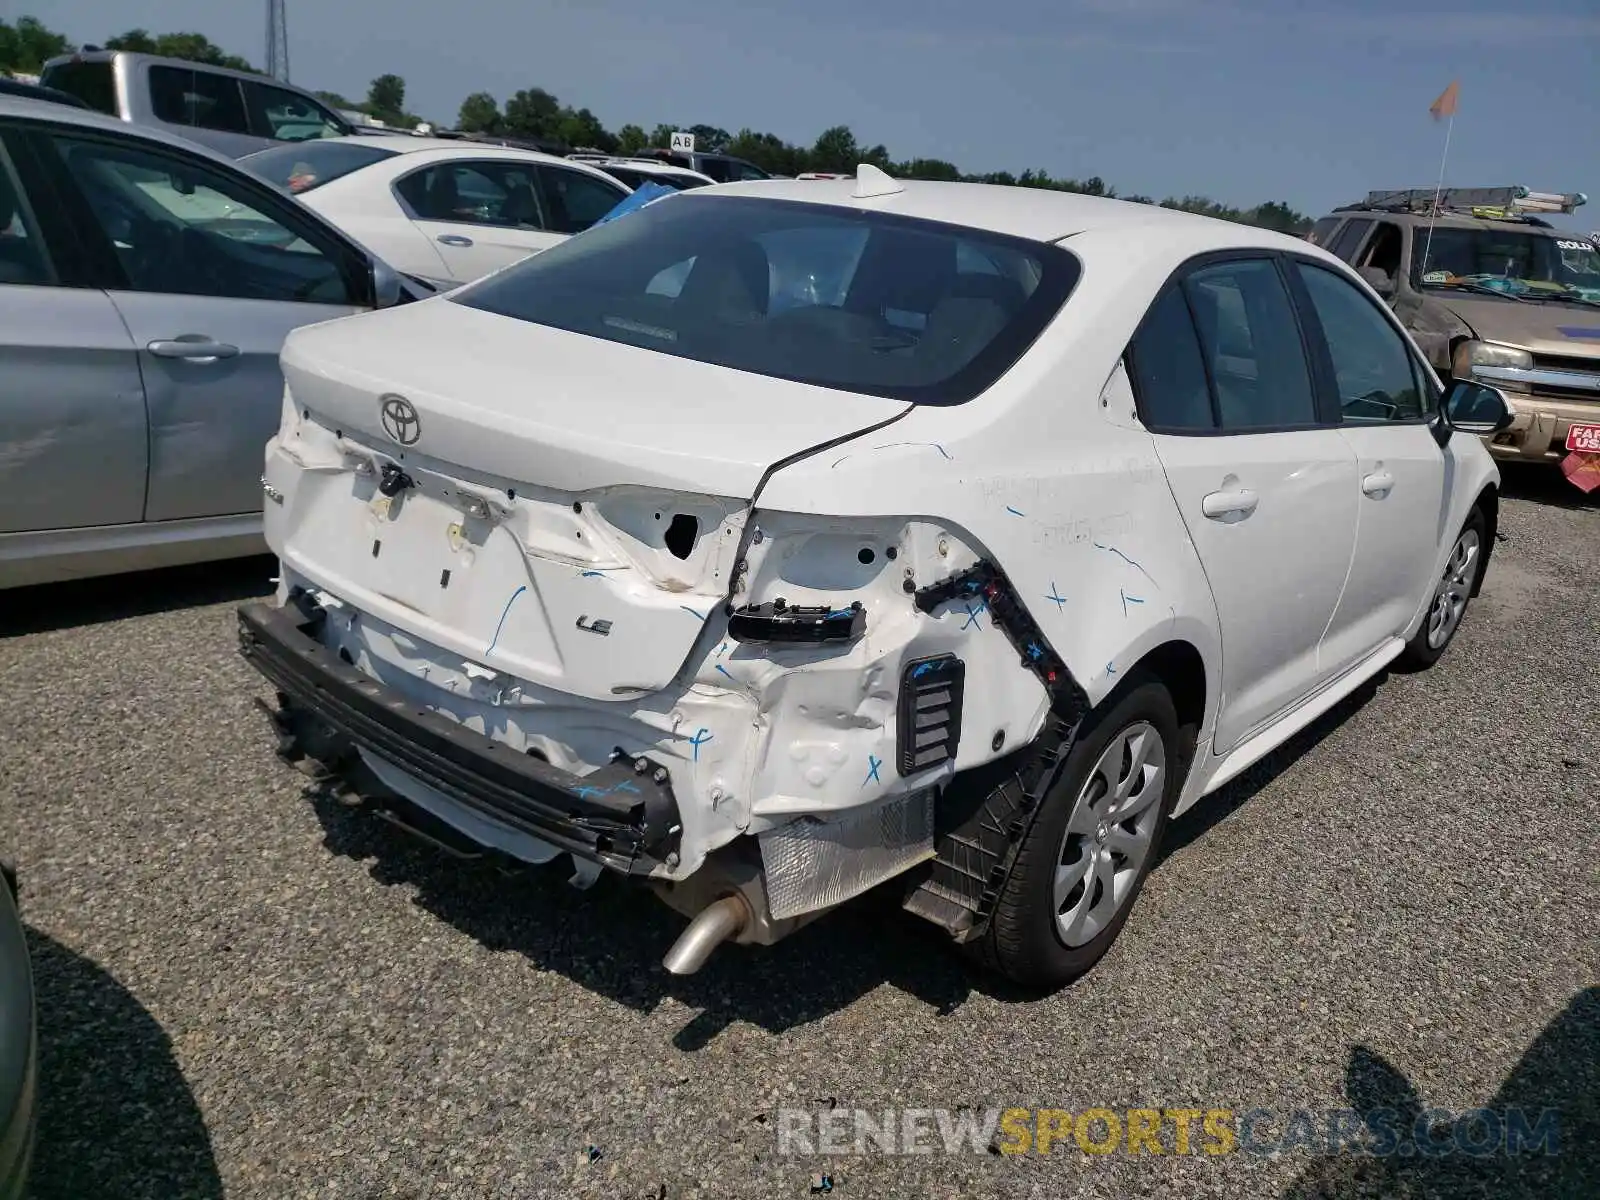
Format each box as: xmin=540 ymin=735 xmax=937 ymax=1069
xmin=1399 ymin=506 xmax=1486 ymax=670
xmin=971 ymin=677 xmax=1183 ymax=989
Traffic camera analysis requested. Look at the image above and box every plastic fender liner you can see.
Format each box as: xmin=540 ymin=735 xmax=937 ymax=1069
xmin=902 ymin=559 xmax=1092 ymax=939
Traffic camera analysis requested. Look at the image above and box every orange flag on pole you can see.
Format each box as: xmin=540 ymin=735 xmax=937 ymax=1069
xmin=1430 ymin=81 xmax=1460 ymax=121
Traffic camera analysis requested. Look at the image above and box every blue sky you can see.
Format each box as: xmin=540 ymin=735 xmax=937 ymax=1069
xmin=20 ymin=0 xmax=1600 ymax=225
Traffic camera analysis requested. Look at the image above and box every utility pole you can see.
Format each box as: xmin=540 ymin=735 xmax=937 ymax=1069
xmin=265 ymin=0 xmax=290 ymax=82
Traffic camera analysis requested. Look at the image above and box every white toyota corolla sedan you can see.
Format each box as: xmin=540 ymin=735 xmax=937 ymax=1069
xmin=241 ymin=136 xmax=631 ymax=288
xmin=239 ymin=166 xmax=1511 ymax=989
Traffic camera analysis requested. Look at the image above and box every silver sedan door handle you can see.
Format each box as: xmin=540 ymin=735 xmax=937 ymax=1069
xmin=147 ymin=338 xmax=240 ymax=362
xmin=1362 ymin=470 xmax=1396 ymax=497
xmin=436 ymin=234 xmax=473 ymax=247
xmin=1201 ymin=488 xmax=1259 ymax=520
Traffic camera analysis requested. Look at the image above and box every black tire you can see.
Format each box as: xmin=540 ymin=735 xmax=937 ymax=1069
xmin=1399 ymin=506 xmax=1487 ymax=670
xmin=968 ymin=676 xmax=1184 ymax=989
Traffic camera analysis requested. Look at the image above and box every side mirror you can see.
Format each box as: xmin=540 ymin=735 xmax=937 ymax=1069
xmin=371 ymin=258 xmax=404 ymax=309
xmin=1358 ymin=266 xmax=1397 ymax=299
xmin=1443 ymin=379 xmax=1515 ymax=435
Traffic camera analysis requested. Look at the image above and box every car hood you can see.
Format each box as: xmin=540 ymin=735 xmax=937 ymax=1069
xmin=279 ymin=295 xmax=909 ymax=499
xmin=1431 ymin=292 xmax=1600 ymax=358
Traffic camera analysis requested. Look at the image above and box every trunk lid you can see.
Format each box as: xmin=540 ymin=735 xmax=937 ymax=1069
xmin=272 ymin=297 xmax=907 ymax=701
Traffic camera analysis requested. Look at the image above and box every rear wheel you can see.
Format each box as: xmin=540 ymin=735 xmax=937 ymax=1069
xmin=1400 ymin=507 xmax=1485 ymax=669
xmin=970 ymin=678 xmax=1183 ymax=989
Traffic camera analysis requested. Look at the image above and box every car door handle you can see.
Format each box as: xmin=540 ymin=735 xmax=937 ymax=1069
xmin=1362 ymin=470 xmax=1396 ymax=496
xmin=147 ymin=338 xmax=240 ymax=361
xmin=1201 ymin=488 xmax=1259 ymax=520
xmin=436 ymin=234 xmax=473 ymax=247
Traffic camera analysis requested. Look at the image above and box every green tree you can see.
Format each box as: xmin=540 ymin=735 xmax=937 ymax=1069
xmin=1 ymin=16 xmax=73 ymax=74
xmin=649 ymin=123 xmax=677 ymax=149
xmin=457 ymin=91 xmax=500 ymax=133
xmin=103 ymin=30 xmax=255 ymax=71
xmin=616 ymin=123 xmax=648 ymax=154
xmin=367 ymin=73 xmax=407 ymax=124
xmin=557 ymin=106 xmax=617 ymax=152
xmin=687 ymin=124 xmax=730 ymax=153
xmin=809 ymin=125 xmax=859 ymax=173
xmin=504 ymin=87 xmax=562 ymax=138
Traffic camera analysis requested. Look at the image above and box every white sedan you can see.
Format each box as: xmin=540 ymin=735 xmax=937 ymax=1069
xmin=241 ymin=166 xmax=1512 ymax=989
xmin=241 ymin=136 xmax=631 ymax=287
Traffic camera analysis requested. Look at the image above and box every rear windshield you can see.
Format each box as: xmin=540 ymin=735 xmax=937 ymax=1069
xmin=455 ymin=195 xmax=1079 ymax=404
xmin=242 ymin=140 xmax=400 ymax=193
xmin=38 ymin=60 xmax=118 ymax=116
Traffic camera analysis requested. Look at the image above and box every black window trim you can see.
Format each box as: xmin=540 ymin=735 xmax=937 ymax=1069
xmin=1124 ymin=247 xmax=1339 ymax=438
xmin=14 ymin=118 xmax=377 ymax=306
xmin=1283 ymin=252 xmax=1441 ymax=426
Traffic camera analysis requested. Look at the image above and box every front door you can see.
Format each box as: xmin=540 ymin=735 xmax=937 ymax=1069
xmin=1129 ymin=257 xmax=1360 ymax=753
xmin=1291 ymin=259 xmax=1449 ymax=674
xmin=42 ymin=129 xmax=369 ymax=521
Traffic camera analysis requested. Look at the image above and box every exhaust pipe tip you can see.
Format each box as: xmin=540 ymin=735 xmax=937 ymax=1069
xmin=662 ymin=894 xmax=748 ymax=975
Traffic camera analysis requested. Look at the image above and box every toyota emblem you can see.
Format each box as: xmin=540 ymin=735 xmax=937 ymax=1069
xmin=379 ymin=394 xmax=421 ymax=446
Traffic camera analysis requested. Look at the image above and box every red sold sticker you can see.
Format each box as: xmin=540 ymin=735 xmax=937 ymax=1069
xmin=1566 ymin=423 xmax=1600 ymax=453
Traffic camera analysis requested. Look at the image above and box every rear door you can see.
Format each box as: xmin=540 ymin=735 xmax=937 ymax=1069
xmin=0 ymin=125 xmax=147 ymax=535
xmin=393 ymin=158 xmax=569 ymax=282
xmin=37 ymin=126 xmax=372 ymax=522
xmin=1290 ymin=258 xmax=1448 ymax=674
xmin=1129 ymin=254 xmax=1359 ymax=753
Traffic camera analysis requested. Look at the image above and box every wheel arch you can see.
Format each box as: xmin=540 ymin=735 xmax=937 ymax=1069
xmin=1088 ymin=637 xmax=1208 ymax=767
xmin=1471 ymin=482 xmax=1498 ymax=598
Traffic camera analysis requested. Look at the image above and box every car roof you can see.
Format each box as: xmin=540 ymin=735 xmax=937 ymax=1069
xmin=695 ymin=175 xmax=1313 ymax=250
xmin=281 ymin=134 xmax=593 ymax=168
xmin=41 ymin=48 xmax=310 ymax=90
xmin=596 ymin=159 xmax=714 ymax=180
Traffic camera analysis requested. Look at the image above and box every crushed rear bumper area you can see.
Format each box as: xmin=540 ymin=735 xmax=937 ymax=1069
xmin=236 ymin=597 xmax=683 ymax=876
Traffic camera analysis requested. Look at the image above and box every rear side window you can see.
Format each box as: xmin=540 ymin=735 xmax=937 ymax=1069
xmin=455 ymin=194 xmax=1080 ymax=405
xmin=38 ymin=60 xmax=118 ymax=115
xmin=1128 ymin=284 xmax=1214 ymax=430
xmin=149 ymin=66 xmax=249 ymax=134
xmin=0 ymin=143 xmax=57 ymax=285
xmin=1306 ymin=217 xmax=1341 ymax=248
xmin=1183 ymin=260 xmax=1318 ymax=430
xmin=243 ymin=140 xmax=400 ymax=193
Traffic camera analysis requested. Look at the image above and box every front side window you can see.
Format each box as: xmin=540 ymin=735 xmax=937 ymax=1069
xmin=1307 ymin=216 xmax=1341 ymax=248
xmin=247 ymin=81 xmax=346 ymax=142
xmin=53 ymin=136 xmax=357 ymax=304
xmin=455 ymin=194 xmax=1079 ymax=404
xmin=1296 ymin=262 xmax=1425 ymax=422
xmin=536 ymin=166 xmax=626 ymax=234
xmin=1182 ymin=259 xmax=1318 ymax=430
xmin=148 ymin=66 xmax=249 ymax=134
xmin=0 ymin=143 xmax=56 ymax=285
xmin=242 ymin=139 xmax=400 ymax=194
xmin=395 ymin=162 xmax=545 ymax=229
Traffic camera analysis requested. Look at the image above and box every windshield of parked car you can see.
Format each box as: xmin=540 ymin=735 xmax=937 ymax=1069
xmin=242 ymin=140 xmax=401 ymax=193
xmin=454 ymin=195 xmax=1079 ymax=404
xmin=1415 ymin=227 xmax=1600 ymax=301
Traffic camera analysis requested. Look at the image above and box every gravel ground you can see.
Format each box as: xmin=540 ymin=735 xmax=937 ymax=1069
xmin=2 ymin=466 xmax=1596 ymax=1200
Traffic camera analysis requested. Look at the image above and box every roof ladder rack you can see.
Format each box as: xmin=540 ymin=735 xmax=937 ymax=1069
xmin=1363 ymin=186 xmax=1588 ymax=217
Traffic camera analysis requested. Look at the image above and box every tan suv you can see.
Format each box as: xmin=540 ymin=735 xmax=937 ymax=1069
xmin=1308 ymin=187 xmax=1600 ymax=471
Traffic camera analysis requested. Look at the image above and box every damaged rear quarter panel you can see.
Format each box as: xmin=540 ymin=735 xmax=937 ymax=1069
xmin=752 ymin=229 xmax=1223 ymax=770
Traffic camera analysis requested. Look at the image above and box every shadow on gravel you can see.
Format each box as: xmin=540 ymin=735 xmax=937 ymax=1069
xmin=1 ymin=555 xmax=276 ymax=639
xmin=299 ymin=677 xmax=1382 ymax=1047
xmin=1282 ymin=987 xmax=1599 ymax=1200
xmin=1497 ymin=462 xmax=1600 ymax=512
xmin=24 ymin=928 xmax=221 ymax=1200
